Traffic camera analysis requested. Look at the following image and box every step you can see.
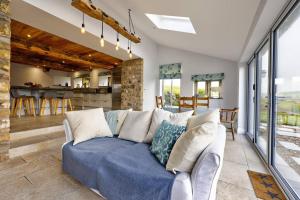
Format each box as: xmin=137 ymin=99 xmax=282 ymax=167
xmin=9 ymin=136 xmax=65 ymax=158
xmin=11 ymin=131 xmax=65 ymax=149
xmin=10 ymin=125 xmax=64 ymax=141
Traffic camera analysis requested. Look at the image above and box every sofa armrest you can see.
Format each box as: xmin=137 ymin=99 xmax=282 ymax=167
xmin=63 ymin=119 xmax=74 ymax=143
xmin=191 ymin=125 xmax=226 ymax=200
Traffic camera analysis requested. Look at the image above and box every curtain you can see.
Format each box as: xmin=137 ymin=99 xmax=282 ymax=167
xmin=159 ymin=63 xmax=182 ymax=79
xmin=191 ymin=73 xmax=224 ymax=81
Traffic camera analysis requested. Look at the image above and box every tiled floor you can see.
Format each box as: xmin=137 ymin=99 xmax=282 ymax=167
xmin=0 ymin=132 xmax=268 ymax=200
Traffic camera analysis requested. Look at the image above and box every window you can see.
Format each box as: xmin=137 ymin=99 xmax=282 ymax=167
xmin=194 ymin=80 xmax=222 ymax=98
xmin=274 ymin=3 xmax=300 ymax=197
xmin=160 ymin=79 xmax=180 ymax=106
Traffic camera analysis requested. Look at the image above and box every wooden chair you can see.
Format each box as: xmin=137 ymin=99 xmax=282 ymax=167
xmin=179 ymin=96 xmax=196 ymax=113
xmin=156 ymin=96 xmax=164 ymax=109
xmin=195 ymin=97 xmax=210 ymax=108
xmin=220 ymin=108 xmax=239 ymax=140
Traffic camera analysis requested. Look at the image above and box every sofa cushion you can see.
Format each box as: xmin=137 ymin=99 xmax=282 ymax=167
xmin=65 ymin=108 xmax=113 ymax=145
xmin=105 ymin=109 xmax=132 ymax=135
xmin=166 ymin=122 xmax=217 ymax=173
xmin=118 ymin=110 xmax=153 ymax=142
xmin=145 ymin=109 xmax=193 ymax=143
xmin=150 ymin=120 xmax=186 ymax=166
xmin=187 ymin=109 xmax=220 ymax=130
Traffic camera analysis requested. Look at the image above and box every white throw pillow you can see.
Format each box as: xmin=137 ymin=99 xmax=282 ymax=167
xmin=65 ymin=108 xmax=113 ymax=145
xmin=166 ymin=122 xmax=217 ymax=173
xmin=144 ymin=109 xmax=194 ymax=143
xmin=118 ymin=111 xmax=153 ymax=142
xmin=187 ymin=109 xmax=220 ymax=130
xmin=116 ymin=109 xmax=133 ymax=134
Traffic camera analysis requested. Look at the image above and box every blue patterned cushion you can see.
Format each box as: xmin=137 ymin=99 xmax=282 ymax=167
xmin=150 ymin=120 xmax=186 ymax=166
xmin=104 ymin=111 xmax=119 ymax=135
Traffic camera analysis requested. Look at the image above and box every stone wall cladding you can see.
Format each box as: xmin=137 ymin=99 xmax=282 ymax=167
xmin=120 ymin=58 xmax=143 ymax=111
xmin=0 ymin=0 xmax=10 ymax=161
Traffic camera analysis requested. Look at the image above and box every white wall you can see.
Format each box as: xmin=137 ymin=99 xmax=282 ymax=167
xmin=237 ymin=63 xmax=247 ymax=133
xmin=11 ymin=63 xmax=71 ymax=87
xmin=158 ymin=46 xmax=239 ymax=109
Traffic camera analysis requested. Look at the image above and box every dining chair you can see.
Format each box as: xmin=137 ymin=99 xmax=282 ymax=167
xmin=179 ymin=96 xmax=196 ymax=113
xmin=220 ymin=107 xmax=239 ymax=140
xmin=156 ymin=96 xmax=164 ymax=109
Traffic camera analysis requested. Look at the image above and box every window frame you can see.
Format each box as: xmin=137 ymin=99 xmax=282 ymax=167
xmin=194 ymin=80 xmax=223 ymax=99
xmin=160 ymin=79 xmax=181 ymax=107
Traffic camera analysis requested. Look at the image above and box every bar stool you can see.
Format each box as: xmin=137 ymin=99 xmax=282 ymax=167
xmin=10 ymin=90 xmax=34 ymax=117
xmin=39 ymin=91 xmax=57 ymax=116
xmin=55 ymin=91 xmax=73 ymax=115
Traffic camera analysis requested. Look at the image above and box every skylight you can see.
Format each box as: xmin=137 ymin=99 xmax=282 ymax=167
xmin=145 ymin=14 xmax=196 ymax=34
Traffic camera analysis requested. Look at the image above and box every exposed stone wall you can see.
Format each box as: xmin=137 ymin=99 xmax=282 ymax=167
xmin=0 ymin=0 xmax=10 ymax=161
xmin=121 ymin=58 xmax=143 ymax=111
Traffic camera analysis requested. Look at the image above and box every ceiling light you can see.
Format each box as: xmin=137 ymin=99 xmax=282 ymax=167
xmin=88 ymin=54 xmax=92 ymax=57
xmin=27 ymin=34 xmax=31 ymax=38
xmin=100 ymin=13 xmax=105 ymax=47
xmin=115 ymin=33 xmax=120 ymax=51
xmin=145 ymin=13 xmax=196 ymax=34
xmin=81 ymin=13 xmax=86 ymax=34
xmin=129 ymin=50 xmax=132 ymax=59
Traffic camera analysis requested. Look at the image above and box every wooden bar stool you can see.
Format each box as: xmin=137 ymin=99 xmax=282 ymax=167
xmin=156 ymin=96 xmax=164 ymax=109
xmin=220 ymin=108 xmax=239 ymax=140
xmin=39 ymin=92 xmax=57 ymax=116
xmin=55 ymin=91 xmax=73 ymax=115
xmin=10 ymin=90 xmax=32 ymax=118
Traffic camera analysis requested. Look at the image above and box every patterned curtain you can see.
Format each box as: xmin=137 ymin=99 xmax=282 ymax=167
xmin=159 ymin=63 xmax=182 ymax=79
xmin=191 ymin=73 xmax=225 ymax=81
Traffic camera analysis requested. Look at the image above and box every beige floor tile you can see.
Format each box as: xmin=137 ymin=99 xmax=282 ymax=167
xmin=217 ymin=180 xmax=257 ymax=200
xmin=0 ymin=157 xmax=26 ymax=172
xmin=224 ymin=141 xmax=248 ymax=165
xmin=220 ymin=160 xmax=253 ymax=190
xmin=60 ymin=188 xmax=105 ymax=200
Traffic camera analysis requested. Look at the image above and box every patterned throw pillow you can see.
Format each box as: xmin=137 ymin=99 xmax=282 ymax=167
xmin=150 ymin=120 xmax=186 ymax=166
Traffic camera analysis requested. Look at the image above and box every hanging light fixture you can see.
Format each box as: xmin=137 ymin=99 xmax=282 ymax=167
xmin=100 ymin=13 xmax=105 ymax=47
xmin=128 ymin=9 xmax=135 ymax=58
xmin=81 ymin=12 xmax=85 ymax=34
xmin=115 ymin=32 xmax=120 ymax=51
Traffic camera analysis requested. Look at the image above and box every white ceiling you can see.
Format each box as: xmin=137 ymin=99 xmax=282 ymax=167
xmin=99 ymin=0 xmax=262 ymax=61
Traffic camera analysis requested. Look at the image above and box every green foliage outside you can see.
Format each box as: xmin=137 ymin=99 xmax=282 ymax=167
xmin=163 ymin=85 xmax=180 ymax=106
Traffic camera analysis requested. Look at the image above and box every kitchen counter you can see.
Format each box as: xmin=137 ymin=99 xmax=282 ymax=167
xmin=11 ymin=86 xmax=112 ymax=94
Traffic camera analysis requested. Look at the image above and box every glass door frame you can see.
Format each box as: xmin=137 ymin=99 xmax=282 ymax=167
xmin=253 ymin=35 xmax=272 ymax=162
xmin=245 ymin=0 xmax=300 ymax=199
xmin=269 ymin=1 xmax=300 ymax=199
xmin=246 ymin=55 xmax=256 ymax=141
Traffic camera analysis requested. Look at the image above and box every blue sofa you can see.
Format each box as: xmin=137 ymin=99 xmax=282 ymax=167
xmin=62 ymin=119 xmax=226 ymax=200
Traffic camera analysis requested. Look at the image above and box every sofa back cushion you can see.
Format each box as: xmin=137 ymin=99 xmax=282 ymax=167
xmin=65 ymin=108 xmax=113 ymax=145
xmin=105 ymin=109 xmax=132 ymax=135
xmin=118 ymin=110 xmax=153 ymax=142
xmin=187 ymin=109 xmax=220 ymax=130
xmin=144 ymin=109 xmax=193 ymax=143
xmin=150 ymin=120 xmax=186 ymax=166
xmin=166 ymin=122 xmax=217 ymax=173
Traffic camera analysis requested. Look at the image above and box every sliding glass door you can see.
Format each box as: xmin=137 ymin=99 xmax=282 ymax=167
xmin=256 ymin=41 xmax=270 ymax=156
xmin=273 ymin=2 xmax=300 ymax=196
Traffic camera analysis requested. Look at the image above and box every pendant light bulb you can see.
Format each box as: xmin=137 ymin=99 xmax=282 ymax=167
xmin=127 ymin=46 xmax=130 ymax=54
xmin=115 ymin=38 xmax=120 ymax=51
xmin=81 ymin=24 xmax=85 ymax=34
xmin=129 ymin=50 xmax=132 ymax=59
xmin=81 ymin=13 xmax=85 ymax=34
xmin=100 ymin=35 xmax=105 ymax=47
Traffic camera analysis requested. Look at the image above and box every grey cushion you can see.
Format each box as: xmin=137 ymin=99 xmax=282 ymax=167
xmin=191 ymin=125 xmax=226 ymax=200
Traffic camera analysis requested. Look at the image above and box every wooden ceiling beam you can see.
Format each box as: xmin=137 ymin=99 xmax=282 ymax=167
xmin=11 ymin=53 xmax=87 ymax=72
xmin=71 ymin=0 xmax=141 ymax=43
xmin=11 ymin=37 xmax=114 ymax=70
